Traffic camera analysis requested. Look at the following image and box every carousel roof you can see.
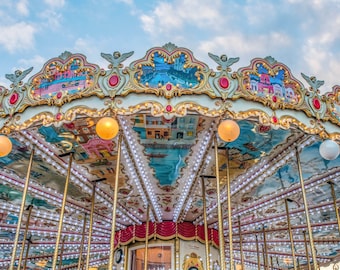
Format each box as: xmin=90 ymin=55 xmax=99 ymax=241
xmin=0 ymin=43 xmax=340 ymax=269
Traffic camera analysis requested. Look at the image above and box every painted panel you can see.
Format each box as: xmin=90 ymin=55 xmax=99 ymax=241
xmin=132 ymin=114 xmax=201 ymax=186
xmin=136 ymin=52 xmax=202 ymax=88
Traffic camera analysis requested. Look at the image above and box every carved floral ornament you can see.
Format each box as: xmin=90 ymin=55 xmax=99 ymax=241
xmin=0 ymin=43 xmax=339 ymax=140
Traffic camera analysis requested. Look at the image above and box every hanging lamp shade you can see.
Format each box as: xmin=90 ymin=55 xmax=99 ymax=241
xmin=96 ymin=117 xmax=119 ymax=140
xmin=319 ymin=139 xmax=339 ymax=160
xmin=217 ymin=119 xmax=240 ymax=142
xmin=0 ymin=135 xmax=12 ymax=157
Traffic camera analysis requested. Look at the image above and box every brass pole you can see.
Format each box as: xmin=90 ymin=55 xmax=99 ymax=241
xmin=144 ymin=205 xmax=150 ymax=270
xmin=22 ymin=236 xmax=32 ymax=270
xmin=303 ymin=231 xmax=311 ymax=270
xmin=52 ymin=152 xmax=73 ymax=270
xmin=85 ymin=182 xmax=97 ymax=269
xmin=238 ymin=216 xmax=244 ymax=270
xmin=284 ymin=199 xmax=297 ymax=270
xmin=108 ymin=133 xmax=122 ymax=269
xmin=17 ymin=205 xmax=33 ymax=270
xmin=175 ymin=231 xmax=180 ymax=270
xmin=77 ymin=213 xmax=87 ymax=270
xmin=58 ymin=236 xmax=66 ymax=270
xmin=295 ymin=147 xmax=318 ymax=270
xmin=328 ymin=181 xmax=340 ymax=236
xmin=261 ymin=244 xmax=266 ymax=270
xmin=124 ymin=245 xmax=128 ymax=270
xmin=214 ymin=135 xmax=225 ymax=270
xmin=201 ymin=177 xmax=211 ymax=270
xmin=225 ymin=147 xmax=234 ymax=270
xmin=10 ymin=148 xmax=35 ymax=270
xmin=270 ymin=256 xmax=273 ymax=269
xmin=255 ymin=235 xmax=260 ymax=270
xmin=262 ymin=225 xmax=269 ymax=270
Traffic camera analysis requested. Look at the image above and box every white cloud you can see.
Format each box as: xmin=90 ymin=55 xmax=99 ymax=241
xmin=73 ymin=37 xmax=108 ymax=68
xmin=18 ymin=55 xmax=46 ymax=72
xmin=0 ymin=76 xmax=9 ymax=88
xmin=0 ymin=22 xmax=36 ymax=53
xmin=39 ymin=10 xmax=62 ymax=28
xmin=43 ymin=0 xmax=65 ymax=8
xmin=244 ymin=1 xmax=276 ymax=26
xmin=140 ymin=0 xmax=224 ymax=35
xmin=16 ymin=0 xmax=29 ymax=16
xmin=198 ymin=32 xmax=292 ymax=60
xmin=140 ymin=14 xmax=156 ymax=34
xmin=115 ymin=0 xmax=133 ymax=5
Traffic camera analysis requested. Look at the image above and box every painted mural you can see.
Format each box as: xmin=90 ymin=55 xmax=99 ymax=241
xmin=328 ymin=85 xmax=340 ymax=122
xmin=0 ymin=137 xmax=84 ymax=199
xmin=0 ymin=184 xmax=55 ymax=212
xmin=37 ymin=118 xmax=128 ymax=190
xmin=216 ymin=120 xmax=293 ymax=181
xmin=241 ymin=61 xmax=301 ymax=105
xmin=252 ymin=141 xmax=340 ymax=200
xmin=132 ymin=114 xmax=202 ymax=186
xmin=136 ymin=52 xmax=202 ymax=88
xmin=31 ymin=56 xmax=95 ymax=99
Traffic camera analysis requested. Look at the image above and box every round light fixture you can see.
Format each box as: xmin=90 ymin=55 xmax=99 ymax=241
xmin=319 ymin=139 xmax=339 ymax=160
xmin=217 ymin=119 xmax=240 ymax=142
xmin=95 ymin=117 xmax=119 ymax=140
xmin=0 ymin=135 xmax=12 ymax=157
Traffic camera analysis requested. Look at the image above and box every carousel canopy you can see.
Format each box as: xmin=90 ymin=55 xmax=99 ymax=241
xmin=0 ymin=43 xmax=340 ymax=269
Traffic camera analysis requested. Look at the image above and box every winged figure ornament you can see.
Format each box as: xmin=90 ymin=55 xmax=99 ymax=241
xmin=208 ymin=53 xmax=239 ymax=71
xmin=101 ymin=51 xmax=134 ymax=68
xmin=301 ymin=73 xmax=324 ymax=92
xmin=5 ymin=67 xmax=33 ymax=86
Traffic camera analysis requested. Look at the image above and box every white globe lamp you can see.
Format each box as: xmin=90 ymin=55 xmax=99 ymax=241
xmin=319 ymin=139 xmax=339 ymax=160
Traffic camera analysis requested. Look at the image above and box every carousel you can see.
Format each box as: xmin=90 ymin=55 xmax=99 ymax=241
xmin=0 ymin=43 xmax=340 ymax=270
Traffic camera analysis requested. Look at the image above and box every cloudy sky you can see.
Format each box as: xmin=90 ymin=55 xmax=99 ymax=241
xmin=0 ymin=0 xmax=339 ymax=93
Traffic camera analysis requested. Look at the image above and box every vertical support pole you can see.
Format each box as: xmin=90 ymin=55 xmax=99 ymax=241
xmin=23 ymin=237 xmax=32 ymax=270
xmin=238 ymin=216 xmax=244 ymax=270
xmin=10 ymin=148 xmax=35 ymax=270
xmin=201 ymin=177 xmax=211 ymax=270
xmin=261 ymin=244 xmax=266 ymax=270
xmin=255 ymin=235 xmax=260 ymax=270
xmin=303 ymin=231 xmax=311 ymax=270
xmin=284 ymin=199 xmax=297 ymax=270
xmin=85 ymin=182 xmax=97 ymax=269
xmin=225 ymin=147 xmax=234 ymax=270
xmin=270 ymin=256 xmax=273 ymax=270
xmin=295 ymin=147 xmax=318 ymax=270
xmin=17 ymin=205 xmax=33 ymax=270
xmin=124 ymin=245 xmax=128 ymax=270
xmin=77 ymin=213 xmax=87 ymax=270
xmin=52 ymin=152 xmax=73 ymax=270
xmin=58 ymin=236 xmax=66 ymax=270
xmin=214 ymin=135 xmax=225 ymax=270
xmin=144 ymin=205 xmax=150 ymax=270
xmin=108 ymin=133 xmax=122 ymax=269
xmin=262 ymin=225 xmax=269 ymax=270
xmin=328 ymin=181 xmax=340 ymax=236
xmin=175 ymin=226 xmax=180 ymax=270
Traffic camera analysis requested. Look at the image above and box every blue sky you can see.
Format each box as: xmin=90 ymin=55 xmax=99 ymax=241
xmin=0 ymin=0 xmax=339 ymax=93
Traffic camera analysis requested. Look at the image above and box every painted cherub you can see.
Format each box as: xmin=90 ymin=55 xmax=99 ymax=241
xmin=101 ymin=50 xmax=134 ymax=68
xmin=5 ymin=67 xmax=33 ymax=86
xmin=208 ymin=52 xmax=239 ymax=71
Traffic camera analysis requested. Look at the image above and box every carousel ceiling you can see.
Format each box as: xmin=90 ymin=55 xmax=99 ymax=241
xmin=0 ymin=43 xmax=340 ymax=269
